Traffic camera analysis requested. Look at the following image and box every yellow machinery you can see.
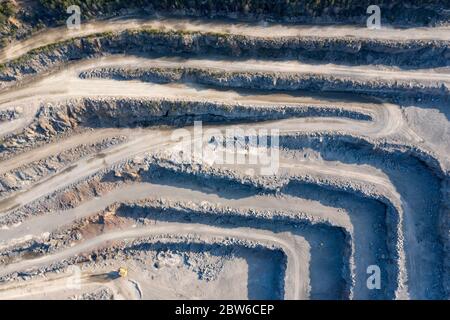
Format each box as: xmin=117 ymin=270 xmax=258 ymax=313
xmin=118 ymin=267 xmax=128 ymax=278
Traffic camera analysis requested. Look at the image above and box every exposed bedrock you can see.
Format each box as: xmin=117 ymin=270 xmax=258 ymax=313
xmin=0 ymin=100 xmax=446 ymax=298
xmin=31 ymin=1 xmax=450 ymax=28
xmin=281 ymin=181 xmax=392 ymax=299
xmin=116 ymin=203 xmax=351 ymax=300
xmin=443 ymin=178 xmax=450 ymax=296
xmin=9 ymin=197 xmax=349 ymax=299
xmin=1 ymin=29 xmax=449 ymax=86
xmin=0 ymin=150 xmax=414 ymax=299
xmin=69 ymin=287 xmax=115 ymax=300
xmin=0 ymin=137 xmax=126 ymax=198
xmin=0 ymin=97 xmax=371 ymax=159
xmin=0 ymin=108 xmax=21 ymax=122
xmin=0 ymin=154 xmax=358 ymax=299
xmin=141 ymin=141 xmax=444 ymax=299
xmin=0 ymin=234 xmax=288 ymax=300
xmin=279 ymin=134 xmax=447 ymax=299
xmin=0 ymin=1 xmax=447 ymax=302
xmin=144 ymin=156 xmax=405 ymax=298
xmin=1 ymin=96 xmax=445 ymax=197
xmin=122 ymin=240 xmax=287 ymax=300
xmin=136 ymin=164 xmax=393 ymax=299
xmin=79 ymin=66 xmax=450 ymax=101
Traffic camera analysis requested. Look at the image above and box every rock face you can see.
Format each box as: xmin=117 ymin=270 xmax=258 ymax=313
xmin=0 ymin=108 xmax=20 ymax=122
xmin=1 ymin=29 xmax=449 ymax=88
xmin=80 ymin=66 xmax=450 ymax=101
xmin=0 ymin=97 xmax=370 ymax=160
xmin=0 ymin=5 xmax=449 ymax=301
xmin=0 ymin=136 xmax=125 ymax=197
xmin=69 ymin=288 xmax=114 ymax=300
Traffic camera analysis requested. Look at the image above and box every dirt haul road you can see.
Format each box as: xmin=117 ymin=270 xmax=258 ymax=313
xmin=1 ymin=17 xmax=449 ymax=64
xmin=0 ymin=57 xmax=421 ymax=141
xmin=0 ymin=12 xmax=447 ymax=301
xmin=0 ymin=223 xmax=308 ymax=300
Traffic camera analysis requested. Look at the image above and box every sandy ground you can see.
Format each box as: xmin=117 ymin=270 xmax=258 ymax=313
xmin=0 ymin=223 xmax=308 ymax=300
xmin=82 ymin=55 xmax=450 ymax=85
xmin=0 ymin=14 xmax=447 ymax=301
xmin=1 ymin=16 xmax=449 ymax=64
xmin=0 ymin=57 xmax=420 ymax=142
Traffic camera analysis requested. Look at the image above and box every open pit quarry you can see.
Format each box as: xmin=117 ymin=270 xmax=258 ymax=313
xmin=0 ymin=0 xmax=448 ymax=301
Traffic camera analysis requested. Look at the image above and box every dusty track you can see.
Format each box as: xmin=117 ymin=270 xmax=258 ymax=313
xmin=0 ymin=223 xmax=308 ymax=300
xmin=1 ymin=17 xmax=449 ymax=64
xmin=0 ymin=14 xmax=448 ymax=300
xmin=0 ymin=271 xmax=140 ymax=300
xmin=0 ymin=57 xmax=420 ymax=141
